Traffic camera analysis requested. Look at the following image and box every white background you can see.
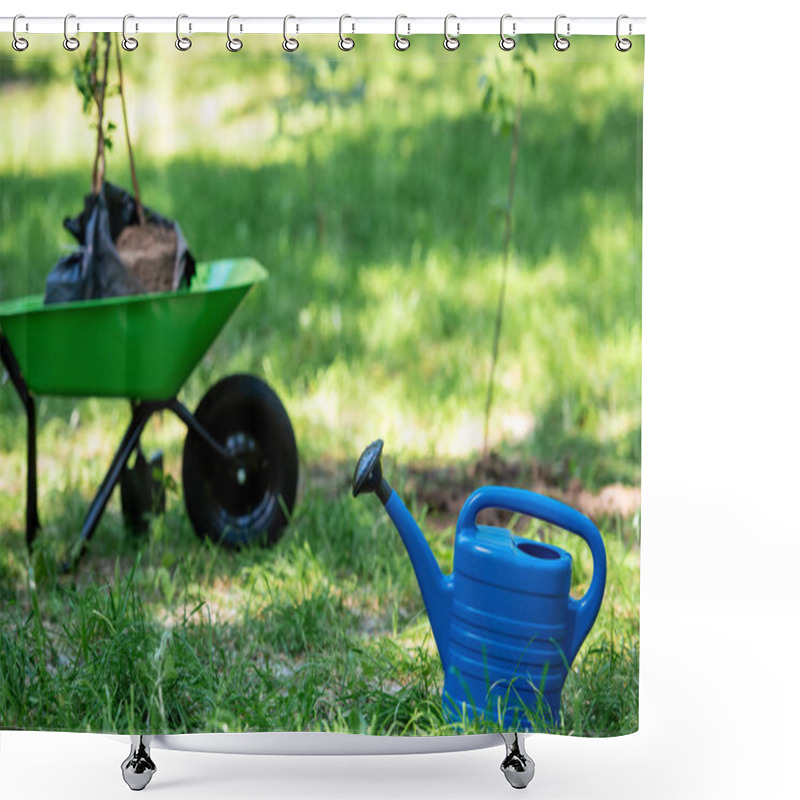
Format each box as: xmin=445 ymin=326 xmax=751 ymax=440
xmin=2 ymin=1 xmax=799 ymax=798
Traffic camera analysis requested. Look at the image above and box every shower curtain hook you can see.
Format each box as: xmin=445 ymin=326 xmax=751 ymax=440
xmin=615 ymin=14 xmax=632 ymax=51
xmin=12 ymin=15 xmax=29 ymax=51
xmin=63 ymin=13 xmax=80 ymax=51
xmin=554 ymin=14 xmax=570 ymax=51
xmin=175 ymin=14 xmax=192 ymax=50
xmin=394 ymin=15 xmax=410 ymax=51
xmin=226 ymin=15 xmax=243 ymax=51
xmin=499 ymin=14 xmax=516 ymax=51
xmin=283 ymin=15 xmax=299 ymax=52
xmin=338 ymin=14 xmax=355 ymax=51
xmin=121 ymin=15 xmax=138 ymax=51
xmin=443 ymin=14 xmax=460 ymax=51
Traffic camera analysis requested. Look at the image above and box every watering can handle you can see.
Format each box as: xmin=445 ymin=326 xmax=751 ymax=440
xmin=457 ymin=486 xmax=607 ymax=664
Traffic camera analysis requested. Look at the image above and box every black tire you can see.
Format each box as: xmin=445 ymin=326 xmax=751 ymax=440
xmin=182 ymin=374 xmax=298 ymax=548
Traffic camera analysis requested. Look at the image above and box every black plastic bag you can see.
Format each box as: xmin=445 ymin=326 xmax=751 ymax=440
xmin=44 ymin=182 xmax=195 ymax=305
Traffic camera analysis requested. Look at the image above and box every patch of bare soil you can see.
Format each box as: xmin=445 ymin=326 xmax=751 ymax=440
xmin=405 ymin=452 xmax=640 ymax=528
xmin=116 ymin=223 xmax=178 ymax=293
xmin=306 ymin=452 xmax=640 ymax=528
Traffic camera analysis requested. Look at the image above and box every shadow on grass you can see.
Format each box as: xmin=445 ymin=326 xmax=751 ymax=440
xmin=0 ymin=96 xmax=642 ymax=294
xmin=0 ymin=434 xmax=639 ymax=737
xmin=0 ymin=543 xmax=636 ymax=736
xmin=1 ymin=99 xmax=641 ymax=468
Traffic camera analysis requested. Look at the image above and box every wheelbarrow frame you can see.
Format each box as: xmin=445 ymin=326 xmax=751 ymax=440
xmin=1 ymin=333 xmax=236 ymax=565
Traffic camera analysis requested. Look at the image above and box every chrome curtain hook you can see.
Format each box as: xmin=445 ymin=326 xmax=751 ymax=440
xmin=227 ymin=15 xmax=243 ymax=51
xmin=554 ymin=14 xmax=570 ymax=51
xmin=12 ymin=14 xmax=29 ymax=51
xmin=615 ymin=14 xmax=632 ymax=51
xmin=121 ymin=14 xmax=138 ymax=51
xmin=394 ymin=14 xmax=410 ymax=51
xmin=63 ymin=13 xmax=80 ymax=51
xmin=443 ymin=14 xmax=460 ymax=51
xmin=499 ymin=14 xmax=515 ymax=51
xmin=283 ymin=15 xmax=299 ymax=52
xmin=338 ymin=14 xmax=355 ymax=51
xmin=176 ymin=14 xmax=192 ymax=50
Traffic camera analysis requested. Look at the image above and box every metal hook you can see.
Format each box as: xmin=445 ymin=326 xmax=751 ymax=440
xmin=12 ymin=14 xmax=29 ymax=51
xmin=121 ymin=14 xmax=138 ymax=51
xmin=394 ymin=15 xmax=410 ymax=51
xmin=63 ymin=13 xmax=79 ymax=51
xmin=283 ymin=15 xmax=299 ymax=52
xmin=227 ymin=15 xmax=243 ymax=51
xmin=615 ymin=14 xmax=632 ymax=51
xmin=338 ymin=14 xmax=355 ymax=51
xmin=175 ymin=14 xmax=192 ymax=51
xmin=443 ymin=14 xmax=460 ymax=51
xmin=499 ymin=14 xmax=516 ymax=51
xmin=554 ymin=14 xmax=570 ymax=51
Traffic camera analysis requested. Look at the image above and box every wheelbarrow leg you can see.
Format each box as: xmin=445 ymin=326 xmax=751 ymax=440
xmin=23 ymin=394 xmax=39 ymax=548
xmin=68 ymin=402 xmax=161 ymax=568
xmin=0 ymin=335 xmax=40 ymax=549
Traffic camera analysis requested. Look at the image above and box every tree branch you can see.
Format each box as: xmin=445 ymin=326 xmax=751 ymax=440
xmin=91 ymin=33 xmax=112 ymax=196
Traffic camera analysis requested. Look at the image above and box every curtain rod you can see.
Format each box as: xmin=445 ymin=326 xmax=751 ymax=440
xmin=2 ymin=16 xmax=645 ymax=37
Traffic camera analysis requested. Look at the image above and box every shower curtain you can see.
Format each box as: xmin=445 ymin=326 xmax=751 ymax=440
xmin=0 ymin=27 xmax=643 ymax=749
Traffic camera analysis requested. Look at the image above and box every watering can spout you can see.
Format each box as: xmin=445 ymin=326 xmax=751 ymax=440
xmin=353 ymin=441 xmax=453 ymax=661
xmin=351 ymin=439 xmax=392 ymax=504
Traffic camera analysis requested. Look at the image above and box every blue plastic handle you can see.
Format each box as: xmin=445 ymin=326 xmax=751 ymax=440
xmin=457 ymin=486 xmax=607 ymax=663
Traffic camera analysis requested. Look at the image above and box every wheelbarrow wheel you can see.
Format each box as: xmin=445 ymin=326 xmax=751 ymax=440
xmin=182 ymin=374 xmax=298 ymax=548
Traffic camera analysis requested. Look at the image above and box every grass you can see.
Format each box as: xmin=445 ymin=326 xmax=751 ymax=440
xmin=0 ymin=493 xmax=639 ymax=735
xmin=0 ymin=35 xmax=641 ymax=736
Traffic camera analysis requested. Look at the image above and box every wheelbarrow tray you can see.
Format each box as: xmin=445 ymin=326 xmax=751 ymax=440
xmin=0 ymin=258 xmax=266 ymax=400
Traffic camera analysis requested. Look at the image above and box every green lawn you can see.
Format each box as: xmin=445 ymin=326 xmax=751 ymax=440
xmin=0 ymin=35 xmax=642 ymax=736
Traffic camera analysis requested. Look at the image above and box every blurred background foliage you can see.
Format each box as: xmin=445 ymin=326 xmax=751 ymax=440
xmin=1 ymin=33 xmax=643 ymax=478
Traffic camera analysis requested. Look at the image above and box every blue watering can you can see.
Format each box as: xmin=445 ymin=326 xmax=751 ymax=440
xmin=353 ymin=440 xmax=607 ymax=729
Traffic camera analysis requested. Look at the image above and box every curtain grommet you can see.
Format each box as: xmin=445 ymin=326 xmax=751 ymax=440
xmin=12 ymin=14 xmax=29 ymax=51
xmin=443 ymin=14 xmax=460 ymax=51
xmin=338 ymin=14 xmax=355 ymax=51
xmin=499 ymin=14 xmax=516 ymax=51
xmin=63 ymin=13 xmax=80 ymax=51
xmin=554 ymin=15 xmax=571 ymax=51
xmin=175 ymin=14 xmax=192 ymax=51
xmin=226 ymin=15 xmax=243 ymax=52
xmin=121 ymin=14 xmax=139 ymax=51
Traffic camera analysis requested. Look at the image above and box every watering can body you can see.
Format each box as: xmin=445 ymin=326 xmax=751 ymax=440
xmin=384 ymin=484 xmax=607 ymax=730
xmin=445 ymin=487 xmax=606 ymax=728
xmin=354 ymin=441 xmax=607 ymax=731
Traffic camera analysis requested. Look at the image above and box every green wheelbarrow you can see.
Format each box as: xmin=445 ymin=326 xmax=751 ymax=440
xmin=0 ymin=258 xmax=298 ymax=568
